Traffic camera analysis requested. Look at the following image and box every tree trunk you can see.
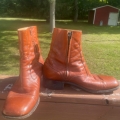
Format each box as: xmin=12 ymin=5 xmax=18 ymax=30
xmin=49 ymin=0 xmax=56 ymax=33
xmin=74 ymin=0 xmax=78 ymax=22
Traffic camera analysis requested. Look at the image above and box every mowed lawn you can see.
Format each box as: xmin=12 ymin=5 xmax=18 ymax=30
xmin=0 ymin=18 xmax=120 ymax=79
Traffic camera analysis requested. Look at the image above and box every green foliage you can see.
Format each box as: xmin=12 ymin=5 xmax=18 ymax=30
xmin=56 ymin=0 xmax=74 ymax=19
xmin=0 ymin=0 xmax=120 ymax=19
xmin=107 ymin=0 xmax=120 ymax=8
xmin=0 ymin=0 xmax=49 ymax=18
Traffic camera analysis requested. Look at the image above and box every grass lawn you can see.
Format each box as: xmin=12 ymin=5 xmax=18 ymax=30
xmin=0 ymin=18 xmax=120 ymax=80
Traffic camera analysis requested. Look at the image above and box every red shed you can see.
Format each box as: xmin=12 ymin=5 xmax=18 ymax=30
xmin=88 ymin=5 xmax=119 ymax=26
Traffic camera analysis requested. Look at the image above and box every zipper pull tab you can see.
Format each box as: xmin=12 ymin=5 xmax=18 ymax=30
xmin=68 ymin=31 xmax=72 ymax=42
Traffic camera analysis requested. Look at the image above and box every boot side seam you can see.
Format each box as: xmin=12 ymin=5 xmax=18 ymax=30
xmin=96 ymin=75 xmax=106 ymax=89
xmin=68 ymin=74 xmax=87 ymax=80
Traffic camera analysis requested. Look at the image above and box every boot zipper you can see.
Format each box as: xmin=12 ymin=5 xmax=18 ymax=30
xmin=19 ymin=31 xmax=23 ymax=88
xmin=67 ymin=31 xmax=72 ymax=77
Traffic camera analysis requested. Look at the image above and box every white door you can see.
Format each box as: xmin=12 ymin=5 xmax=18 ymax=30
xmin=108 ymin=12 xmax=119 ymax=26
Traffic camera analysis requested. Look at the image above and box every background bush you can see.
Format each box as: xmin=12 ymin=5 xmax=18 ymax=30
xmin=0 ymin=0 xmax=120 ymax=20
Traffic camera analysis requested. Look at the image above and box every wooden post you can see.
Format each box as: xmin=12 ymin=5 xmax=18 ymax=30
xmin=74 ymin=0 xmax=78 ymax=22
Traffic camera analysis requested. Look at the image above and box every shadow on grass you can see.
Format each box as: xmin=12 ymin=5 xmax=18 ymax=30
xmin=0 ymin=20 xmax=49 ymax=33
xmin=0 ymin=31 xmax=19 ymax=74
xmin=0 ymin=19 xmax=120 ymax=34
xmin=56 ymin=21 xmax=120 ymax=34
xmin=0 ymin=32 xmax=18 ymax=50
xmin=85 ymin=39 xmax=120 ymax=42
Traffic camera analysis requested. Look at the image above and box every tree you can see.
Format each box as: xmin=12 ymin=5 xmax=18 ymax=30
xmin=0 ymin=0 xmax=120 ymax=21
xmin=48 ymin=0 xmax=56 ymax=32
xmin=74 ymin=0 xmax=78 ymax=22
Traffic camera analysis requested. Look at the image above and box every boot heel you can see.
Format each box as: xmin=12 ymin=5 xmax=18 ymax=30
xmin=43 ymin=76 xmax=64 ymax=90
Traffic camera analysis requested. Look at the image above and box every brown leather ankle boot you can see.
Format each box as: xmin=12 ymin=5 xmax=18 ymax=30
xmin=43 ymin=28 xmax=119 ymax=94
xmin=2 ymin=26 xmax=44 ymax=119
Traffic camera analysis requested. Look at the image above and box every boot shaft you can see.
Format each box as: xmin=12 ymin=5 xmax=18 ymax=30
xmin=18 ymin=26 xmax=43 ymax=62
xmin=18 ymin=27 xmax=36 ymax=61
xmin=47 ymin=28 xmax=83 ymax=64
xmin=44 ymin=28 xmax=90 ymax=80
xmin=17 ymin=26 xmax=43 ymax=88
xmin=29 ymin=26 xmax=44 ymax=64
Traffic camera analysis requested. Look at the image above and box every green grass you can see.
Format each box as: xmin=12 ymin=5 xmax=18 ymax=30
xmin=0 ymin=18 xmax=120 ymax=80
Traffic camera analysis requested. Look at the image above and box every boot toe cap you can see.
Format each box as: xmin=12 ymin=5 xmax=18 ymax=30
xmin=3 ymin=94 xmax=38 ymax=117
xmin=97 ymin=75 xmax=119 ymax=90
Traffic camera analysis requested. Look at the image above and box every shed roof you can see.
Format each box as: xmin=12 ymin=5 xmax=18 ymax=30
xmin=92 ymin=5 xmax=119 ymax=10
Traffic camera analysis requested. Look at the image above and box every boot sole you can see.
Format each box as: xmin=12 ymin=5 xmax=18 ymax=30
xmin=43 ymin=76 xmax=119 ymax=94
xmin=2 ymin=97 xmax=40 ymax=119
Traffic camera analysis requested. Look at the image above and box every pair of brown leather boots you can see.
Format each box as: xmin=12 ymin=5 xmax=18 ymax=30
xmin=2 ymin=26 xmax=119 ymax=119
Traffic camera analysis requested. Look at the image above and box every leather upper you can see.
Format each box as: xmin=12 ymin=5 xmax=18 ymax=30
xmin=43 ymin=28 xmax=119 ymax=91
xmin=3 ymin=26 xmax=43 ymax=116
